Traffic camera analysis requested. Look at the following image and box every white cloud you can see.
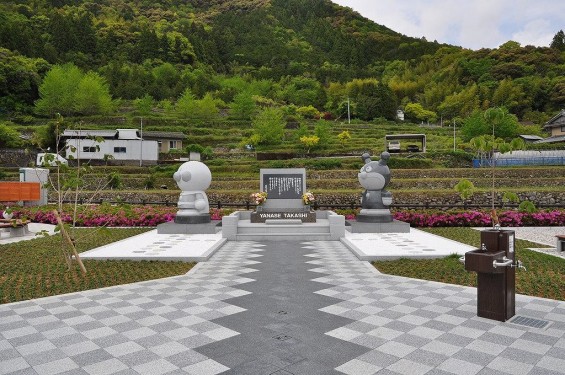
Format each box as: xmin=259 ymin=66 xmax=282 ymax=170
xmin=511 ymin=19 xmax=555 ymax=47
xmin=332 ymin=0 xmax=565 ymax=49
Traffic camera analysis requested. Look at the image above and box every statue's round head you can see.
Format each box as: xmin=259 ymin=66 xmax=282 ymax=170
xmin=358 ymin=152 xmax=391 ymax=190
xmin=173 ymin=161 xmax=212 ymax=191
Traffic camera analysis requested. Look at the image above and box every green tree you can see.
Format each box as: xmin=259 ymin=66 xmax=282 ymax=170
xmin=404 ymin=102 xmax=438 ymax=123
xmin=277 ymin=76 xmax=326 ymax=108
xmin=73 ymin=72 xmax=114 ymax=115
xmin=293 ymin=122 xmax=309 ymax=141
xmin=337 ymin=130 xmax=351 ymax=149
xmin=460 ymin=108 xmax=519 ymax=141
xmin=35 ymin=63 xmax=82 ymax=116
xmin=192 ymin=93 xmax=220 ymax=121
xmin=437 ymin=84 xmax=480 ymax=119
xmin=0 ymin=48 xmax=49 ymax=113
xmin=0 ymin=123 xmax=22 ymax=148
xmin=550 ymin=30 xmax=565 ymax=51
xmin=347 ymin=79 xmax=397 ymax=120
xmin=251 ymin=107 xmax=285 ymax=145
xmin=314 ymin=120 xmax=332 ymax=149
xmin=491 ymin=79 xmax=527 ymax=117
xmin=175 ymin=88 xmax=197 ymax=118
xmin=299 ymin=135 xmax=319 ymax=154
xmin=230 ymin=90 xmax=256 ymax=119
xmin=296 ymin=105 xmax=320 ymax=119
xmin=133 ymin=94 xmax=154 ymax=116
xmin=454 ymin=179 xmax=476 ymax=201
xmin=150 ymin=63 xmax=181 ymax=100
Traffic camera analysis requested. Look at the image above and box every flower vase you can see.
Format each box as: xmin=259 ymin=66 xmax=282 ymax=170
xmin=2 ymin=211 xmax=13 ymax=220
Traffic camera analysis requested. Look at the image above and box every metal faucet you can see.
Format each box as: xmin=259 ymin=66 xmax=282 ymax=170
xmin=492 ymin=256 xmax=526 ymax=271
xmin=511 ymin=260 xmax=526 ymax=271
xmin=492 ymin=256 xmax=513 ymax=268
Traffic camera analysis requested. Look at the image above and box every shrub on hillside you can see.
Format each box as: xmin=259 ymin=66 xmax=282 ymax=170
xmin=307 ymin=158 xmax=342 ymax=170
xmin=387 ymin=157 xmax=434 ymax=169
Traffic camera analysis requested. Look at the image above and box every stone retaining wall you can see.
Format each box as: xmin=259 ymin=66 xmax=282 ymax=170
xmin=50 ymin=190 xmax=565 ymax=209
xmin=0 ymin=149 xmax=37 ymax=168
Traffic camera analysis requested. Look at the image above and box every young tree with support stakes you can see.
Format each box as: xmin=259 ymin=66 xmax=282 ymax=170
xmin=482 ymin=107 xmax=526 ymax=225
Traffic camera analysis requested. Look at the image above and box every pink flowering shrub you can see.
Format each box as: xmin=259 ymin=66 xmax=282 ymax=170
xmin=392 ymin=210 xmax=565 ymax=227
xmin=12 ymin=204 xmax=178 ymax=227
xmin=9 ymin=205 xmax=565 ymax=228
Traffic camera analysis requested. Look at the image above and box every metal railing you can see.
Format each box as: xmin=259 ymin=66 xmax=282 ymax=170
xmin=473 ymin=157 xmax=565 ymax=167
xmin=60 ymin=199 xmax=565 ymax=210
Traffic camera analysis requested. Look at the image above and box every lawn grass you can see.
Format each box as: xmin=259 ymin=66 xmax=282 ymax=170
xmin=373 ymin=227 xmax=565 ymax=301
xmin=3 ymin=226 xmax=564 ymax=305
xmin=0 ymin=228 xmax=194 ymax=304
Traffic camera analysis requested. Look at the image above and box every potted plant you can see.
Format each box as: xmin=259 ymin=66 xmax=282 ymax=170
xmin=2 ymin=206 xmax=14 ymax=220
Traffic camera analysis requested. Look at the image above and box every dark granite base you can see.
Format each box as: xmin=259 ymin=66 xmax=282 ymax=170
xmin=356 ymin=213 xmax=393 ymax=223
xmin=346 ymin=220 xmax=410 ymax=233
xmin=174 ymin=214 xmax=211 ymax=224
xmin=250 ymin=211 xmax=316 ymax=223
xmin=157 ymin=221 xmax=222 ymax=234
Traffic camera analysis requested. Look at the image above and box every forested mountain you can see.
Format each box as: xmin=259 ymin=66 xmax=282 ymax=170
xmin=1 ymin=0 xmax=564 ymax=124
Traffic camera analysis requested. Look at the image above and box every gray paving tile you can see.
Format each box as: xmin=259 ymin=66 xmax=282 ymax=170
xmin=32 ymin=357 xmax=79 ymax=375
xmin=487 ymin=356 xmax=534 ymax=375
xmin=70 ymin=348 xmax=115 ymax=368
xmin=453 ymin=348 xmax=497 ymax=366
xmin=2 ymin=239 xmax=565 ymax=375
xmin=0 ymin=357 xmax=32 ymax=375
xmin=182 ymin=358 xmax=229 ymax=375
xmin=438 ymin=357 xmax=483 ymax=375
xmin=82 ymin=358 xmax=129 ymax=375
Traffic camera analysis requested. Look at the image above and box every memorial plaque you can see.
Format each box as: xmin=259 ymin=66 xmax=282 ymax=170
xmin=259 ymin=168 xmax=306 ymax=210
xmin=262 ymin=173 xmax=304 ymax=199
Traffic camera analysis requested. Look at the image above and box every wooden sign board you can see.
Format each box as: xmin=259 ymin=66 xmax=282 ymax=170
xmin=0 ymin=182 xmax=41 ymax=202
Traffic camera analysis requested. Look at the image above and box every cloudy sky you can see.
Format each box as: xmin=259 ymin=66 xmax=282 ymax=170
xmin=332 ymin=0 xmax=564 ymax=50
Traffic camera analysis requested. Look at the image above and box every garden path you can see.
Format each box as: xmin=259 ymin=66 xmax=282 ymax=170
xmin=2 ymin=240 xmax=565 ymax=374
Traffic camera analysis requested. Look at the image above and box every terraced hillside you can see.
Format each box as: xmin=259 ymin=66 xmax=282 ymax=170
xmin=3 ymin=163 xmax=562 ymax=209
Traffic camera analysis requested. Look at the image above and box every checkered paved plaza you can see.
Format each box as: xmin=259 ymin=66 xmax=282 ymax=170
xmin=2 ymin=240 xmax=565 ymax=374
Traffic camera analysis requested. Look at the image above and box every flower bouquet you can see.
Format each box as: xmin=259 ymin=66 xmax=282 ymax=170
xmin=302 ymin=191 xmax=315 ymax=206
xmin=251 ymin=191 xmax=268 ymax=205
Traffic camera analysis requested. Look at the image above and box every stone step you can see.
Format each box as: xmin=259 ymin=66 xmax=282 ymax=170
xmin=235 ymin=233 xmax=334 ymax=241
xmin=237 ymin=220 xmax=330 ymax=235
xmin=222 ymin=211 xmax=345 ymax=241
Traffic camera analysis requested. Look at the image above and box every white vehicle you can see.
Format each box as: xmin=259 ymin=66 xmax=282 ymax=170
xmin=387 ymin=140 xmax=401 ymax=152
xmin=36 ymin=153 xmax=68 ymax=167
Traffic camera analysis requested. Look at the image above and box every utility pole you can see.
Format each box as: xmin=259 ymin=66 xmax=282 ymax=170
xmin=453 ymin=119 xmax=456 ymax=152
xmin=347 ymin=97 xmax=351 ymax=124
xmin=139 ymin=117 xmax=143 ymax=167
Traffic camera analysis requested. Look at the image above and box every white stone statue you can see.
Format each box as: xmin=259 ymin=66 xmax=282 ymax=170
xmin=173 ymin=161 xmax=212 ymax=223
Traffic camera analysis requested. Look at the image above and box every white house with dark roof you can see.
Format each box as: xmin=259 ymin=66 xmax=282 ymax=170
xmin=62 ymin=129 xmax=159 ymax=164
xmin=142 ymin=131 xmax=186 ymax=153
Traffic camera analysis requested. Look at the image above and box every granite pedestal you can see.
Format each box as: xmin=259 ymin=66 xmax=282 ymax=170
xmin=157 ymin=220 xmax=222 ymax=234
xmin=346 ymin=219 xmax=410 ymax=233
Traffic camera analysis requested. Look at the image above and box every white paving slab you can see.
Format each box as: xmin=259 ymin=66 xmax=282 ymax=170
xmin=80 ymin=230 xmax=227 ymax=262
xmin=341 ymin=228 xmax=476 ymax=260
xmin=0 ymin=223 xmax=56 ymax=244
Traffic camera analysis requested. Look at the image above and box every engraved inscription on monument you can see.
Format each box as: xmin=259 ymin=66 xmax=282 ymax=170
xmin=252 ymin=168 xmax=315 ymax=222
xmin=262 ymin=174 xmax=304 ymax=199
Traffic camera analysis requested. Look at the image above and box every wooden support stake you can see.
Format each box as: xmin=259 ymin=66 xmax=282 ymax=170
xmin=53 ymin=210 xmax=87 ymax=274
